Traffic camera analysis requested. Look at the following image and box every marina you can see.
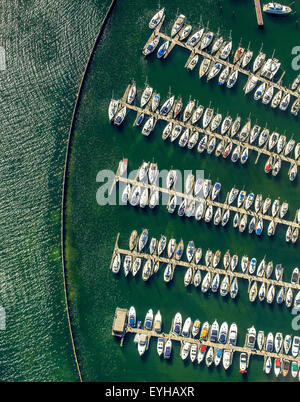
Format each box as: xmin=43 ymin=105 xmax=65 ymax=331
xmin=111 ymin=159 xmax=300 ymax=242
xmin=142 ymin=9 xmax=300 ymax=115
xmin=110 ymin=231 xmax=300 ymax=308
xmin=110 ymin=83 xmax=300 ymax=181
xmin=112 ymin=306 xmax=300 ymax=378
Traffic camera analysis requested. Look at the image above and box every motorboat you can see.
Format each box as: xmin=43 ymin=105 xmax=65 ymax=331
xmin=128 ymin=306 xmax=136 ymax=328
xmin=197 ymin=345 xmax=207 ymax=364
xmin=164 ymin=339 xmax=172 ymax=359
xmin=226 ymin=70 xmax=239 ymax=88
xmin=149 ymin=8 xmax=165 ymax=29
xmin=190 ymin=343 xmax=198 ymax=363
xmin=182 ymin=317 xmax=192 ymax=337
xmin=180 ymin=341 xmax=191 ymax=360
xmin=200 ymin=322 xmax=210 ymax=341
xmin=138 ymin=334 xmax=148 ymax=356
xmin=263 ymin=3 xmax=292 ymax=15
xmin=240 ymin=353 xmax=248 ymax=373
xmin=218 ymin=322 xmax=228 ymax=344
xmin=171 ymin=14 xmax=186 ymax=37
xmin=266 ymin=332 xmax=274 ymax=353
xmin=229 ymin=323 xmax=238 ymax=346
xmin=275 ymin=332 xmax=283 ymax=353
xmin=144 ymin=309 xmax=153 ymax=330
xmin=246 ymin=326 xmax=257 ymax=349
xmin=113 ymin=105 xmax=127 ymax=126
xmin=274 ymin=358 xmax=281 ymax=378
xmin=223 ymin=350 xmax=233 ymax=370
xmin=291 ymin=267 xmax=299 ymax=285
xmin=154 ymin=310 xmax=162 ymax=333
xmin=205 ymin=346 xmax=214 ymax=367
xmin=157 ymin=337 xmax=164 ymax=357
xmin=172 ymin=312 xmax=182 ymax=335
xmin=214 ymin=348 xmax=223 ymax=367
xmin=123 ymin=255 xmax=132 ymax=277
xmin=210 ymin=320 xmax=219 ymax=342
xmin=292 ymin=336 xmax=300 ymax=357
xmin=192 ymin=319 xmax=201 ymax=337
xmin=142 ymin=36 xmax=160 ymax=56
xmin=291 ymin=361 xmax=299 ymax=378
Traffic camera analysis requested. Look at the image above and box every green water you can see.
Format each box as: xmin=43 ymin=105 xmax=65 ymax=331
xmin=65 ymin=0 xmax=300 ymax=382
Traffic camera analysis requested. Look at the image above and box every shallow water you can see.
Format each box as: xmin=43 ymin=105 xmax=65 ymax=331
xmin=66 ymin=0 xmax=300 ymax=381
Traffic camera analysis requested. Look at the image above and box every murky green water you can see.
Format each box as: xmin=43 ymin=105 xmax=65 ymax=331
xmin=66 ymin=0 xmax=300 ymax=382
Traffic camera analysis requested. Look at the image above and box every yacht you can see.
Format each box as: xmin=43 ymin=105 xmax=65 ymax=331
xmin=111 ymin=252 xmax=121 ymax=274
xmin=291 ymin=267 xmax=299 ymax=285
xmin=219 ymin=41 xmax=232 ymax=60
xmin=178 ymin=128 xmax=190 ymax=147
xmin=183 ymin=100 xmax=195 ymax=122
xmin=190 ymin=344 xmax=198 ymax=363
xmin=142 ymin=36 xmax=160 ymax=56
xmin=239 ymin=353 xmax=248 ymax=373
xmin=249 ymin=281 xmax=258 ymax=302
xmin=128 ymin=306 xmax=136 ymax=328
xmin=210 ymin=113 xmax=222 ymax=132
xmin=187 ymin=29 xmax=204 ymax=47
xmin=178 ymin=25 xmax=192 ymax=41
xmin=266 ymin=332 xmax=274 ymax=353
xmin=200 ymin=31 xmax=214 ymax=50
xmin=187 ymin=54 xmax=199 ymax=71
xmin=108 ymin=99 xmax=119 ymax=121
xmin=175 ymin=239 xmax=184 ymax=260
xmin=257 ymin=331 xmax=265 ymax=351
xmin=170 ymin=124 xmax=183 ymax=142
xmin=167 ymin=195 xmax=177 ymax=214
xmin=121 ymin=183 xmax=131 ymax=204
xmin=135 ymin=113 xmax=144 ymax=128
xmin=279 ymin=93 xmax=290 ymax=111
xmin=157 ymin=235 xmax=167 ymax=256
xmin=195 ymin=200 xmax=205 ymax=221
xmin=271 ymin=90 xmax=282 ymax=108
xmin=144 ymin=309 xmax=153 ymax=330
xmin=191 ymin=105 xmax=204 ymax=124
xmin=266 ymin=284 xmax=275 ymax=303
xmin=180 ymin=341 xmax=191 ymax=360
xmin=137 ymin=334 xmax=148 ymax=356
xmin=284 ymin=335 xmax=292 ymax=355
xmin=172 ymin=312 xmax=182 ymax=335
xmin=201 ymin=271 xmax=212 ymax=293
xmin=230 ymin=116 xmax=241 ymax=137
xmin=113 ymin=105 xmax=127 ymax=126
xmin=164 ymin=263 xmax=173 ymax=283
xmin=207 ymin=63 xmax=222 ymax=81
xmin=241 ymin=255 xmax=249 ymax=273
xmin=211 ymin=36 xmax=224 ymax=54
xmin=274 ymin=358 xmax=281 ymax=378
xmin=167 ymin=238 xmax=176 ymax=258
xmin=256 ymin=258 xmax=265 ymax=277
xmin=246 ymin=326 xmax=257 ymax=349
xmin=202 ymin=107 xmax=214 ymax=129
xmin=132 ymin=257 xmax=142 ymax=276
xmin=199 ymin=58 xmax=211 ymax=78
xmin=197 ymin=345 xmax=207 ymax=364
xmin=258 ymin=128 xmax=270 ymax=147
xmin=242 ymin=50 xmax=253 ymax=68
xmin=230 ymin=277 xmax=239 ymax=299
xmin=252 ymin=52 xmax=266 ymax=73
xmin=229 ymin=323 xmax=238 ymax=346
xmin=211 ymin=273 xmax=220 ymax=292
xmin=218 ymin=322 xmax=229 ymax=344
xmin=210 ymin=320 xmax=219 ymax=342
xmin=254 ymin=82 xmax=266 ymax=101
xmin=258 ymin=282 xmax=266 ymax=301
xmin=123 ymin=255 xmax=132 ymax=277
xmin=138 ymin=229 xmax=148 ymax=252
xmin=127 ymin=81 xmax=136 ymax=104
xmin=164 ymin=339 xmax=172 ymax=359
xmin=275 ymin=263 xmax=283 ymax=281
xmin=276 ymin=287 xmax=285 ymax=304
xmin=221 ymin=209 xmax=230 ymax=227
xmin=140 ymin=85 xmax=153 ymax=108
xmin=157 ymin=337 xmax=164 ymax=357
xmin=188 ymin=131 xmax=199 ymax=149
xmin=262 ymin=85 xmax=274 ymax=105
xmin=205 ymin=346 xmax=214 ymax=367
xmin=171 ymin=14 xmax=186 ymax=37
xmin=160 ymin=96 xmax=175 ymax=116
xmin=166 ymin=169 xmax=177 ymax=189
xmin=263 ymin=3 xmax=292 ymax=15
xmin=226 ymin=70 xmax=239 ymax=88
xmin=197 ymin=135 xmax=208 ymax=152
xmin=218 ymin=66 xmax=230 ymax=85
xmin=149 ymin=8 xmax=165 ymax=29
xmin=148 ymin=163 xmax=158 ymax=184
xmin=233 ymin=47 xmax=244 ymax=63
xmin=153 ymin=310 xmax=162 ymax=333
xmin=184 ymin=267 xmax=193 ymax=287
xmin=186 ymin=241 xmax=195 ymax=262
xmin=244 ymin=75 xmax=258 ymax=94
xmin=230 ymin=255 xmax=238 ymax=271
xmin=194 ymin=248 xmax=202 ymax=264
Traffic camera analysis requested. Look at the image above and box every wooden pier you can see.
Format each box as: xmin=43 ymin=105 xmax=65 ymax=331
xmin=113 ymin=308 xmax=300 ymax=366
xmin=111 ymin=233 xmax=300 ymax=293
xmin=254 ymin=0 xmax=264 ymax=27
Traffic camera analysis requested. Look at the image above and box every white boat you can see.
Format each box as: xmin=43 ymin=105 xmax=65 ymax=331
xmin=249 ymin=281 xmax=258 ymax=302
xmin=211 ymin=36 xmax=224 ymax=54
xmin=211 ymin=182 xmax=221 ymax=200
xmin=197 ymin=345 xmax=207 ymax=364
xmin=246 ymin=326 xmax=256 ymax=349
xmin=221 ymin=209 xmax=230 ymax=227
xmin=144 ymin=309 xmax=153 ymax=330
xmin=266 ymin=284 xmax=275 ymax=303
xmin=279 ymin=93 xmax=290 ymax=111
xmin=230 ymin=277 xmax=239 ymax=299
xmin=254 ymin=82 xmax=266 ymax=101
xmin=244 ymin=75 xmax=258 ymax=94
xmin=228 ymin=187 xmax=239 ymax=205
xmin=170 ymin=124 xmax=183 ymax=142
xmin=164 ymin=339 xmax=172 ymax=359
xmin=166 ymin=170 xmax=177 ymax=189
xmin=197 ymin=134 xmax=208 ymax=153
xmin=127 ymin=81 xmax=136 ymax=104
xmin=184 ymin=267 xmax=193 ymax=287
xmin=211 ymin=273 xmax=220 ymax=292
xmin=154 ymin=311 xmax=162 ymax=334
xmin=207 ymin=63 xmax=222 ymax=81
xmin=178 ymin=24 xmax=192 ymax=41
xmin=249 ymin=125 xmax=261 ymax=144
xmin=132 ymin=257 xmax=142 ymax=276
xmin=258 ymin=283 xmax=266 ymax=301
xmin=135 ymin=112 xmax=145 ymax=127
xmin=291 ymin=361 xmax=299 ymax=378
xmin=262 ymin=85 xmax=274 ymax=105
xmin=151 ymin=93 xmax=160 ymax=112
xmin=199 ymin=58 xmax=211 ymax=78
xmin=202 ymin=108 xmax=214 ymax=129
xmin=284 ymin=139 xmax=295 ymax=157
xmin=186 ymin=241 xmax=195 ymax=262
xmin=160 ymin=96 xmax=175 ymax=116
xmin=129 ymin=231 xmax=138 ymax=252
xmin=187 ymin=29 xmax=204 ymax=47
xmin=137 ymin=334 xmax=148 ymax=356
xmin=167 ymin=238 xmax=176 ymax=258
xmin=111 ymin=252 xmax=121 ymax=274
xmin=108 ymin=99 xmax=119 ymax=121
xmin=175 ymin=240 xmax=184 ymax=260
xmin=229 ymin=323 xmax=238 ymax=346
xmin=276 ymin=286 xmax=285 ymax=304
xmin=223 ymin=350 xmax=233 ymax=370
xmin=258 ymin=128 xmax=270 ymax=147
xmin=289 ymin=163 xmax=298 ymax=182
xmin=241 ymin=255 xmax=249 ymax=273
xmin=230 ymin=255 xmax=238 ymax=271
xmin=220 ymin=275 xmax=230 ymax=297
xmin=171 ymin=14 xmax=186 ymax=37
xmin=157 ymin=235 xmax=167 ymax=256
xmin=263 ymin=3 xmax=292 ymax=15
xmin=191 ymin=105 xmax=204 ymax=124
xmin=164 ymin=263 xmax=173 ymax=283
xmin=187 ymin=54 xmax=199 ymax=71
xmin=256 ymin=259 xmax=266 ymax=277
xmin=210 ymin=320 xmax=219 ymax=343
xmin=157 ymin=337 xmax=164 ymax=357
xmin=149 ymin=8 xmax=165 ymax=29
xmin=190 ymin=344 xmax=198 ymax=363
xmin=205 ymin=346 xmax=214 ymax=367
xmin=292 ymin=336 xmax=300 ymax=357
xmin=143 ymin=36 xmax=160 ymax=56
xmin=123 ymin=255 xmax=132 ymax=277
xmin=291 ymin=267 xmax=299 ymax=285
xmin=139 ymin=188 xmax=149 ymax=208
xmin=274 ymin=359 xmax=281 ymax=377
xmin=214 ymin=348 xmax=223 ymax=366
xmin=264 ymin=356 xmax=272 ymax=374
xmin=271 ymin=89 xmax=282 ymax=109
xmin=210 ymin=114 xmax=222 ymax=132
xmin=275 ymin=332 xmax=283 ymax=354
xmin=226 ymin=70 xmax=239 ymax=88
xmin=194 ymin=248 xmax=202 ymax=264
xmin=195 ymin=200 xmax=205 ymax=221
xmin=284 ymin=335 xmax=292 ymax=355
xmin=128 ymin=306 xmax=136 ymax=327
xmin=200 ymin=31 xmax=214 ymax=50
xmin=138 ymin=229 xmax=148 ymax=252
xmin=141 ymin=85 xmax=153 ymax=108
xmin=200 ymin=322 xmax=210 ymax=341
xmin=204 ymin=204 xmax=213 ymax=222
xmin=230 ymin=116 xmax=241 ymax=137
xmin=188 ymin=130 xmax=199 ymax=149
xmin=167 ymin=194 xmax=176 ymax=214
xmin=219 ymin=41 xmax=232 ymax=59
xmin=257 ymin=331 xmax=265 ymax=351
xmin=218 ymin=322 xmax=228 ymax=344
xmin=192 ymin=319 xmax=201 ymax=337
xmin=142 ymin=116 xmax=155 ymax=136
xmin=201 ymin=271 xmax=212 ymax=293
xmin=180 ymin=341 xmax=191 ymax=360
xmin=242 ymin=50 xmax=253 ymax=68
xmin=206 ymin=137 xmax=216 ymax=154
xmin=218 ymin=66 xmax=230 ymax=85
xmin=183 ymin=100 xmax=195 ymax=122
xmin=237 ymin=190 xmax=246 ymax=208
xmin=253 ymin=52 xmax=266 ymax=73
xmin=275 ymin=263 xmax=283 ymax=281
xmin=239 ymin=352 xmax=248 ymax=373
xmin=245 ymin=192 xmax=255 ymax=210
xmin=113 ymin=105 xmax=127 ymax=126
xmin=238 ymin=120 xmax=251 ymax=142
xmin=172 ymin=313 xmax=182 ymax=335
xmin=148 ymin=163 xmax=158 ymax=184
xmin=178 ymin=128 xmax=190 ymax=147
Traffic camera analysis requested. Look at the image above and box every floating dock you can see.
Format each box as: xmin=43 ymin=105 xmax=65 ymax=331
xmin=254 ymin=0 xmax=264 ymax=27
xmin=113 ymin=307 xmax=300 ymax=367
